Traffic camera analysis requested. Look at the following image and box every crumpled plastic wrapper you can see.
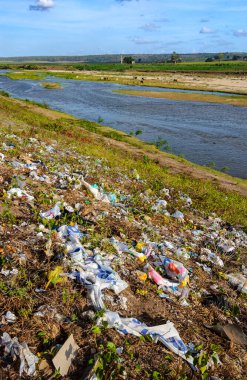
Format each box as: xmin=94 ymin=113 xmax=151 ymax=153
xmin=0 ymin=332 xmax=39 ymax=376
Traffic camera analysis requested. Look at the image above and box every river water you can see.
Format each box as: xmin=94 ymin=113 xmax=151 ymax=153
xmin=0 ymin=72 xmax=246 ymax=179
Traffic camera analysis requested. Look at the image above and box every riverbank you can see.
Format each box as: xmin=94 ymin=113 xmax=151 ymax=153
xmin=0 ymin=93 xmax=246 ymax=223
xmin=113 ymin=89 xmax=247 ymax=107
xmin=0 ymin=93 xmax=246 ymax=380
xmin=2 ymin=69 xmax=247 ymax=95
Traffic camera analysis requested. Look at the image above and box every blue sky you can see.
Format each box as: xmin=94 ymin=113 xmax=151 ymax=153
xmin=1 ymin=0 xmax=247 ymax=57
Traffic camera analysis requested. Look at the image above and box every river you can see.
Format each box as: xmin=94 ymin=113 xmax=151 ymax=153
xmin=0 ymin=72 xmax=246 ymax=179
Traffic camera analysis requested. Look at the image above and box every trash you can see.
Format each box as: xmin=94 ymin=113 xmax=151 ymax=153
xmin=147 ymin=264 xmax=180 ymax=294
xmin=7 ymin=188 xmax=34 ymax=202
xmin=110 ymin=238 xmax=146 ymax=262
xmin=0 ymin=152 xmax=5 ymax=160
xmin=99 ymin=311 xmax=193 ymax=364
xmin=152 ymin=199 xmax=168 ymax=212
xmin=201 ymin=252 xmax=224 ymax=267
xmin=116 ymin=347 xmax=123 ymax=355
xmin=52 ymin=335 xmax=79 ymax=376
xmin=172 ymin=210 xmax=184 ymax=219
xmin=1 ymin=268 xmax=18 ymax=276
xmin=40 ymin=202 xmax=61 ymax=219
xmin=158 ymin=293 xmax=173 ymax=302
xmin=135 ymin=270 xmax=148 ymax=282
xmin=30 ymin=171 xmax=48 ymax=182
xmin=162 ymin=257 xmax=189 ymax=287
xmin=81 ymin=179 xmax=113 ymax=203
xmin=46 ymin=266 xmax=65 ymax=289
xmin=227 ymin=273 xmax=247 ymax=294
xmin=0 ymin=332 xmax=38 ymax=376
xmin=33 ymin=305 xmax=68 ymax=323
xmin=180 ymin=299 xmax=190 ymax=307
xmin=180 ymin=194 xmax=192 ymax=206
xmin=1 ymin=311 xmax=17 ymax=325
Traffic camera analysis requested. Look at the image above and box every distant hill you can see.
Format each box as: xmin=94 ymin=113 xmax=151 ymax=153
xmin=0 ymin=52 xmax=247 ymax=63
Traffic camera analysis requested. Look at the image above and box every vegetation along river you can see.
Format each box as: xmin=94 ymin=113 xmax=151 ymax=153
xmin=0 ymin=73 xmax=246 ymax=179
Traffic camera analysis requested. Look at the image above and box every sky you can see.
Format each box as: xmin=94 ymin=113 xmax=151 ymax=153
xmin=0 ymin=0 xmax=247 ymax=57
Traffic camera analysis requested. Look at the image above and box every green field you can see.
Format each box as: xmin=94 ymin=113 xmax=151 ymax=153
xmin=1 ymin=60 xmax=247 ymax=72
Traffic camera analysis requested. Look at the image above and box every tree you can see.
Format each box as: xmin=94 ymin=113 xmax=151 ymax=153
xmin=214 ymin=53 xmax=224 ymax=61
xmin=170 ymin=51 xmax=181 ymax=64
xmin=218 ymin=52 xmax=224 ymax=61
xmin=123 ymin=56 xmax=133 ymax=64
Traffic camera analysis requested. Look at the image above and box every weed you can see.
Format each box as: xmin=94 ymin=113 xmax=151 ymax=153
xmin=187 ymin=343 xmax=221 ymax=380
xmin=154 ymin=137 xmax=171 ymax=151
xmin=90 ymin=341 xmax=125 ymax=380
xmin=0 ymin=89 xmax=10 ymax=97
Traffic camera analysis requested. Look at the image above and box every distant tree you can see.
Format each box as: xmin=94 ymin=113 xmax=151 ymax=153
xmin=232 ymin=55 xmax=241 ymax=61
xmin=214 ymin=53 xmax=224 ymax=61
xmin=205 ymin=57 xmax=214 ymax=62
xmin=123 ymin=56 xmax=133 ymax=64
xmin=218 ymin=53 xmax=224 ymax=61
xmin=170 ymin=51 xmax=181 ymax=64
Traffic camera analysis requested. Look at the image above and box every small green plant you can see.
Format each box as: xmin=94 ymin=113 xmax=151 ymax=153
xmin=154 ymin=136 xmax=171 ymax=151
xmin=0 ymin=89 xmax=10 ymax=97
xmin=152 ymin=371 xmax=162 ymax=380
xmin=97 ymin=116 xmax=104 ymax=123
xmin=89 ymin=341 xmax=125 ymax=380
xmin=0 ymin=209 xmax=16 ymax=224
xmin=37 ymin=331 xmax=50 ymax=345
xmin=135 ymin=129 xmax=143 ymax=136
xmin=52 ymin=368 xmax=61 ymax=379
xmin=220 ymin=166 xmax=229 ymax=173
xmin=206 ymin=161 xmax=216 ymax=169
xmin=188 ymin=343 xmax=220 ymax=380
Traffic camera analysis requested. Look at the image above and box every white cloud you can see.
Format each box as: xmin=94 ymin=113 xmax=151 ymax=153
xmin=139 ymin=23 xmax=160 ymax=32
xmin=233 ymin=29 xmax=247 ymax=37
xmin=30 ymin=0 xmax=54 ymax=11
xmin=132 ymin=37 xmax=160 ymax=45
xmin=200 ymin=26 xmax=215 ymax=34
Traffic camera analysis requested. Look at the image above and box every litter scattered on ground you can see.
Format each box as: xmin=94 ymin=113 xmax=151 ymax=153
xmin=0 ymin=130 xmax=246 ymax=379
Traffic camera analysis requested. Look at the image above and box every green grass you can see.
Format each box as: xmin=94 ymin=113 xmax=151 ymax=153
xmin=72 ymin=61 xmax=247 ymax=72
xmin=113 ymin=89 xmax=247 ymax=107
xmin=42 ymin=60 xmax=247 ymax=72
xmin=0 ymin=94 xmax=246 ymax=230
xmin=1 ymin=60 xmax=247 ymax=79
xmin=3 ymin=71 xmax=46 ymax=80
xmin=0 ymin=89 xmax=10 ymax=97
xmin=40 ymin=82 xmax=62 ymax=89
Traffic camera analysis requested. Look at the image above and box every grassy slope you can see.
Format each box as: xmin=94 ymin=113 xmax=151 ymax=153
xmin=0 ymin=94 xmax=246 ymax=230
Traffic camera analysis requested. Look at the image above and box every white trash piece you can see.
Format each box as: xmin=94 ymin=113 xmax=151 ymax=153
xmin=1 ymin=311 xmax=17 ymax=325
xmin=7 ymin=188 xmax=34 ymax=202
xmin=0 ymin=332 xmax=38 ymax=376
xmin=228 ymin=273 xmax=247 ymax=294
xmin=40 ymin=202 xmax=61 ymax=219
xmin=99 ymin=311 xmax=193 ymax=365
xmin=172 ymin=210 xmax=184 ymax=219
